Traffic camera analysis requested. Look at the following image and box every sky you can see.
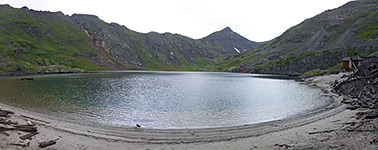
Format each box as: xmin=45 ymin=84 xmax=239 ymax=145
xmin=0 ymin=0 xmax=353 ymax=42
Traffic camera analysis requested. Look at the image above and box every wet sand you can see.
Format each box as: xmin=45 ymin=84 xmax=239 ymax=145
xmin=0 ymin=73 xmax=373 ymax=149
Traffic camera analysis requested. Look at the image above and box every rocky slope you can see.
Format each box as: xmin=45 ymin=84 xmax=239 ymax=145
xmin=0 ymin=5 xmax=257 ymax=75
xmin=216 ymin=0 xmax=378 ymax=75
xmin=70 ymin=14 xmax=257 ymax=70
xmin=0 ymin=5 xmax=127 ymax=75
xmin=200 ymin=27 xmax=256 ymax=55
xmin=1 ymin=0 xmax=377 ymax=76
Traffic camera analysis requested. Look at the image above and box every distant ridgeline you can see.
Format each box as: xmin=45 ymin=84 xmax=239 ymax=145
xmin=0 ymin=4 xmax=257 ymax=75
xmin=0 ymin=0 xmax=377 ymax=76
xmin=215 ymin=0 xmax=378 ymax=75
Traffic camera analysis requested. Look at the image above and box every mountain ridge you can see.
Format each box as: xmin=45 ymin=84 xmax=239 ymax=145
xmin=215 ymin=0 xmax=378 ymax=75
xmin=201 ymin=27 xmax=257 ymax=55
xmin=0 ymin=5 xmax=257 ymax=75
xmin=1 ymin=0 xmax=377 ymax=76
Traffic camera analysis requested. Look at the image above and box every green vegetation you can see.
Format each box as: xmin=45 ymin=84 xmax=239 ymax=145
xmin=213 ymin=0 xmax=378 ymax=75
xmin=1 ymin=0 xmax=377 ymax=76
xmin=1 ymin=5 xmax=232 ymax=75
xmin=354 ymin=9 xmax=378 ymax=39
xmin=347 ymin=49 xmax=355 ymax=57
xmin=275 ymin=50 xmax=327 ymax=66
xmin=302 ymin=69 xmax=323 ymax=76
xmin=356 ymin=24 xmax=378 ymax=39
xmin=327 ymin=35 xmax=338 ymax=44
xmin=0 ymin=6 xmax=107 ymax=74
xmin=303 ymin=64 xmax=342 ymax=76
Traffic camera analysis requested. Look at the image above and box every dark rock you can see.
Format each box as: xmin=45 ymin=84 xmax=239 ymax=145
xmin=20 ymin=77 xmax=34 ymax=81
xmin=355 ymin=112 xmax=366 ymax=120
xmin=365 ymin=111 xmax=378 ymax=119
xmin=342 ymin=98 xmax=355 ymax=104
xmin=21 ymin=6 xmax=29 ymax=10
xmin=39 ymin=140 xmax=57 ymax=148
xmin=346 ymin=105 xmax=358 ymax=110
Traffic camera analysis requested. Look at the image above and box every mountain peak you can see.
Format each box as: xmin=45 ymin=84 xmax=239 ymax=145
xmin=221 ymin=27 xmax=233 ymax=32
xmin=200 ymin=27 xmax=257 ymax=55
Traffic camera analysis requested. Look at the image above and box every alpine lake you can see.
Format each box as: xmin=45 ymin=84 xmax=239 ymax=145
xmin=0 ymin=71 xmax=333 ymax=129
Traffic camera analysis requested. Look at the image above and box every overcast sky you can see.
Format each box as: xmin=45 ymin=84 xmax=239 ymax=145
xmin=1 ymin=0 xmax=352 ymax=42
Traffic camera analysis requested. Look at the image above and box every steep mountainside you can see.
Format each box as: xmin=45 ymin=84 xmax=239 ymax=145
xmin=0 ymin=5 xmax=111 ymax=74
xmin=71 ymin=14 xmax=257 ymax=69
xmin=2 ymin=0 xmax=376 ymax=76
xmin=0 ymin=5 xmax=257 ymax=75
xmin=216 ymin=0 xmax=378 ymax=75
xmin=200 ymin=27 xmax=257 ymax=55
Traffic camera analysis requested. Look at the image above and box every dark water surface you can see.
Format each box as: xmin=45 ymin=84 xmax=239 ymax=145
xmin=0 ymin=71 xmax=332 ymax=128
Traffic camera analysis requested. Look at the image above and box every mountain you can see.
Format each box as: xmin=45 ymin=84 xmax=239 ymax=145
xmin=201 ymin=27 xmax=257 ymax=55
xmin=0 ymin=5 xmax=257 ymax=75
xmin=2 ymin=0 xmax=377 ymax=76
xmin=215 ymin=0 xmax=378 ymax=75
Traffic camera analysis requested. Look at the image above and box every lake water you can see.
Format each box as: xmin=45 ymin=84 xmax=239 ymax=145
xmin=0 ymin=71 xmax=332 ymax=129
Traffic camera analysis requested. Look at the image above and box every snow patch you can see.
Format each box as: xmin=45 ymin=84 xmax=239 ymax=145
xmin=234 ymin=47 xmax=240 ymax=53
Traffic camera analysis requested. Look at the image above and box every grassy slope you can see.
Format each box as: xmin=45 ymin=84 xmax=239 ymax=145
xmin=0 ymin=5 xmax=261 ymax=75
xmin=3 ymin=1 xmax=375 ymax=76
xmin=214 ymin=0 xmax=378 ymax=75
xmin=0 ymin=6 xmax=208 ymax=75
xmin=0 ymin=6 xmax=107 ymax=74
xmin=71 ymin=14 xmax=227 ymax=71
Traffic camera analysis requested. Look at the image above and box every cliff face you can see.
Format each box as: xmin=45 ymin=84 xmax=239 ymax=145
xmin=0 ymin=5 xmax=257 ymax=75
xmin=216 ymin=0 xmax=378 ymax=75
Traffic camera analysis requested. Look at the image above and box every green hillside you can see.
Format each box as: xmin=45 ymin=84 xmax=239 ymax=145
xmin=0 ymin=5 xmax=110 ymax=75
xmin=214 ymin=0 xmax=378 ymax=75
xmin=1 ymin=0 xmax=377 ymax=76
xmin=0 ymin=5 xmax=257 ymax=75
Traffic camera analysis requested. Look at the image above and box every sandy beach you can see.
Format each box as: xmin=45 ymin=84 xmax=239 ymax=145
xmin=1 ymin=73 xmax=377 ymax=150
